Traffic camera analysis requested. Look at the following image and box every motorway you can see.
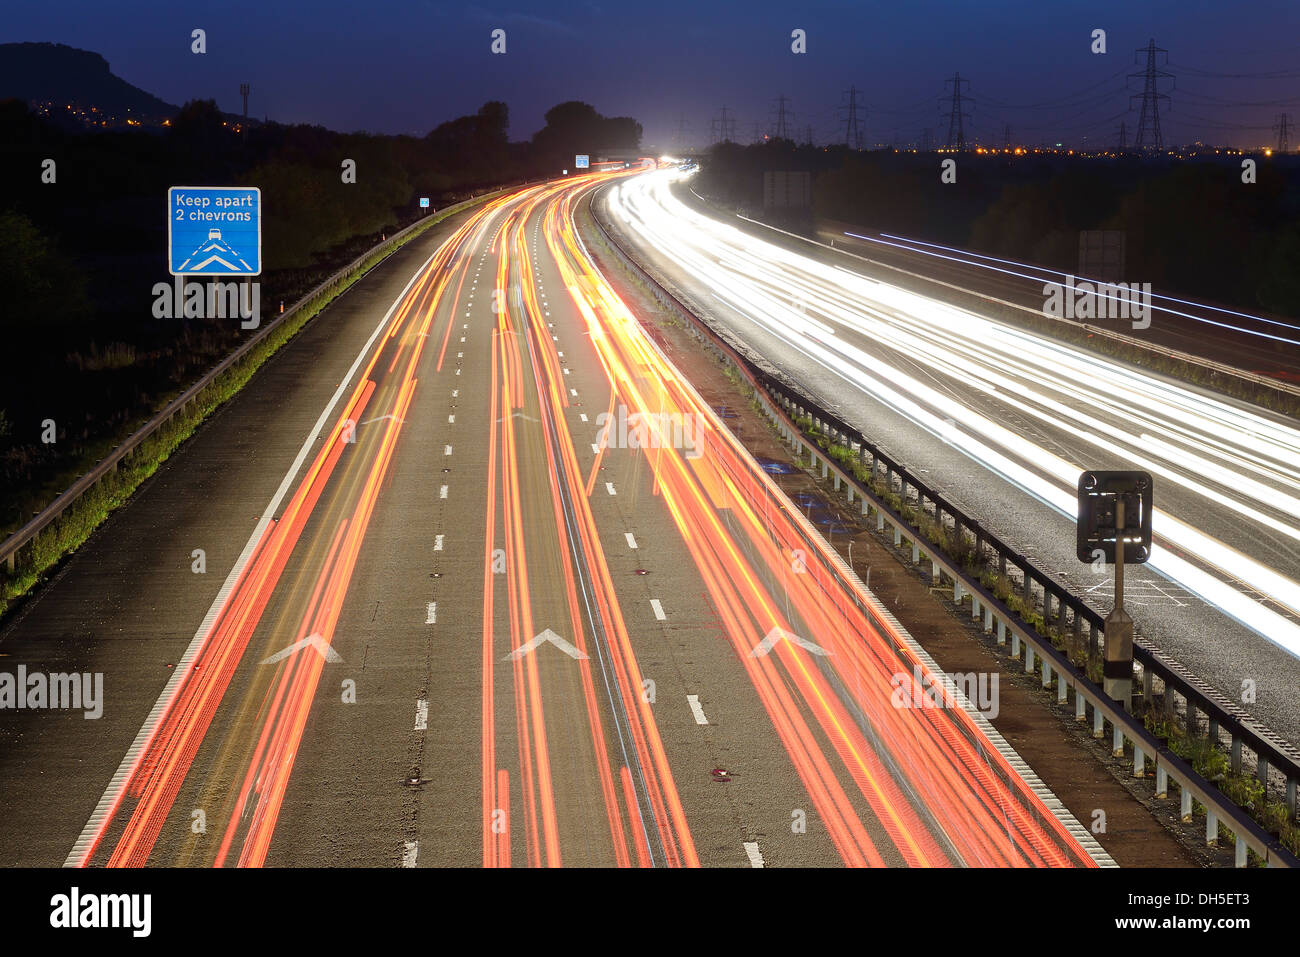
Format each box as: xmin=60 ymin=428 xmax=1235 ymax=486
xmin=605 ymin=171 xmax=1300 ymax=748
xmin=820 ymin=221 xmax=1300 ymax=386
xmin=0 ymin=174 xmax=1107 ymax=867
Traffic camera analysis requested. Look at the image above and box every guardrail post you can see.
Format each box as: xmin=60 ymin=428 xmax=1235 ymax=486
xmin=1155 ymin=762 xmax=1168 ymax=798
xmin=1208 ymin=717 xmax=1219 ymax=743
xmin=1181 ymin=787 xmax=1193 ymax=820
xmin=1093 ymin=707 xmax=1105 ymax=738
xmin=1011 ymin=632 xmax=1020 ymax=658
xmin=1075 ymin=691 xmax=1087 ymax=722
xmin=1025 ymin=645 xmax=1035 ymax=675
xmin=983 ymin=606 xmax=993 ymax=634
xmin=911 ymin=542 xmax=920 ymax=565
xmin=1058 ymin=673 xmax=1068 ymax=704
xmin=1286 ymin=776 xmax=1296 ymax=818
xmin=894 ymin=526 xmax=902 ymax=547
xmin=1206 ymin=810 xmax=1218 ymax=845
xmin=1041 ymin=659 xmax=1052 ymax=689
xmin=1235 ymin=838 xmax=1248 ymax=868
xmin=996 ymin=619 xmax=1006 ymax=646
xmin=1231 ymin=737 xmax=1242 ymax=774
xmin=1113 ymin=725 xmax=1125 ymax=757
xmin=1133 ymin=743 xmax=1145 ymax=777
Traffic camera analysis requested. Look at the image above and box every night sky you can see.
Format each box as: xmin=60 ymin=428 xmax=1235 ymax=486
xmin=5 ymin=0 xmax=1299 ymax=148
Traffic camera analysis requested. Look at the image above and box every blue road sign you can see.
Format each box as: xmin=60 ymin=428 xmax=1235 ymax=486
xmin=169 ymin=186 xmax=261 ymax=276
xmin=419 ymin=197 xmax=430 ymax=209
xmin=575 ymin=154 xmax=589 ymax=169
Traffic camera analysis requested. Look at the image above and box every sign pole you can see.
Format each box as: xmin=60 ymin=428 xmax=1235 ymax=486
xmin=1103 ymin=498 xmax=1134 ymax=711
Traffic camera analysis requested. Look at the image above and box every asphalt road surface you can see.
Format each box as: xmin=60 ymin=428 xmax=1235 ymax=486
xmin=604 ymin=171 xmax=1300 ymax=751
xmin=0 ymin=175 xmax=1108 ymax=868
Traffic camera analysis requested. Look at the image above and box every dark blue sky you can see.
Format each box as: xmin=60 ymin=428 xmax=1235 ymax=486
xmin=5 ymin=1 xmax=1299 ymax=148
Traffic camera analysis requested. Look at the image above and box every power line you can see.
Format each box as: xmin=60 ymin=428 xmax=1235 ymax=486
xmin=772 ymin=94 xmax=792 ymax=140
xmin=941 ymin=72 xmax=972 ymax=150
xmin=1170 ymin=62 xmax=1300 ymax=80
xmin=711 ymin=106 xmax=735 ymax=144
xmin=841 ymin=85 xmax=866 ymax=149
xmin=1130 ymin=38 xmax=1174 ymax=151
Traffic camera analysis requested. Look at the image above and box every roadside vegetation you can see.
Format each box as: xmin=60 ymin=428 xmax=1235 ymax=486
xmin=0 ymin=96 xmax=642 ymax=543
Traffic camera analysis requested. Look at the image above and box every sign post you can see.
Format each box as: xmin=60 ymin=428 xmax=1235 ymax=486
xmin=1076 ymin=470 xmax=1153 ymax=711
xmin=168 ymin=186 xmax=261 ymax=276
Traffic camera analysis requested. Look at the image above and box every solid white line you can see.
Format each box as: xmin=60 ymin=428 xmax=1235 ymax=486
xmin=414 ymin=699 xmax=428 ymax=731
xmin=687 ymin=694 xmax=708 ymax=725
xmin=625 ymin=532 xmax=638 ymax=549
xmin=402 ymin=840 xmax=419 ymax=868
xmin=743 ymin=842 xmax=765 ymax=868
xmin=426 ymin=601 xmax=437 ymax=624
xmin=650 ymin=598 xmax=666 ymax=621
xmin=64 ymin=225 xmax=454 ymax=867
